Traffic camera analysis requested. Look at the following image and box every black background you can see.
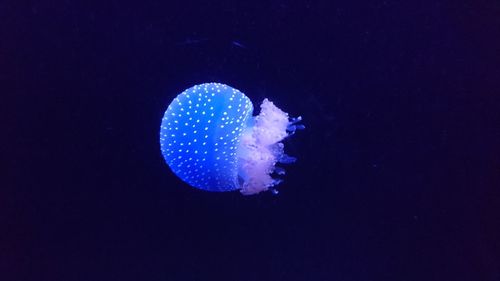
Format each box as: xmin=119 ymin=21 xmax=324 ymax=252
xmin=2 ymin=1 xmax=500 ymax=280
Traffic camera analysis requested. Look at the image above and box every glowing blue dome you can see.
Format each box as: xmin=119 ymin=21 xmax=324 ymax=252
xmin=159 ymin=83 xmax=303 ymax=195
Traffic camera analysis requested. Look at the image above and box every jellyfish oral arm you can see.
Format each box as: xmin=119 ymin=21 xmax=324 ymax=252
xmin=236 ymin=99 xmax=303 ymax=195
xmin=286 ymin=116 xmax=306 ymax=135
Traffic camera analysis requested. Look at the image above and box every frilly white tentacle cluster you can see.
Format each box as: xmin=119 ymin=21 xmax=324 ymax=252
xmin=237 ymin=99 xmax=304 ymax=195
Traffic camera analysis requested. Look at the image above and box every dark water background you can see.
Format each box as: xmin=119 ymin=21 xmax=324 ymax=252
xmin=2 ymin=1 xmax=500 ymax=280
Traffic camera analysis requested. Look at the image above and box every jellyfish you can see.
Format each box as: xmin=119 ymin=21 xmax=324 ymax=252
xmin=159 ymin=82 xmax=304 ymax=195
